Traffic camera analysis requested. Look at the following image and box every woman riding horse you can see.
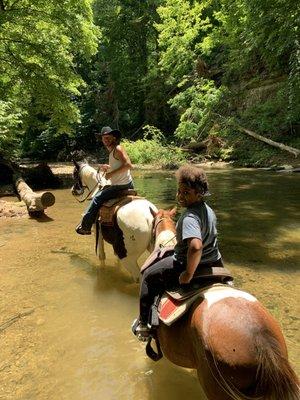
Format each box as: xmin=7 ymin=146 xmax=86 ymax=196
xmin=76 ymin=126 xmax=134 ymax=235
xmin=133 ymin=164 xmax=225 ymax=340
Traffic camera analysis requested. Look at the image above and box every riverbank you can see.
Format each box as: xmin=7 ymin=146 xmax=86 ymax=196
xmin=1 ymin=159 xmax=299 ymax=219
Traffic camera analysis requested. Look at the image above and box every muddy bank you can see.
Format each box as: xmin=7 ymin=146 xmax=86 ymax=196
xmin=0 ymin=200 xmax=28 ymax=218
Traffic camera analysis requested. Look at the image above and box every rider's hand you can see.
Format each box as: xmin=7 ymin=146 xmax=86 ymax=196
xmin=179 ymin=271 xmax=193 ymax=285
xmin=99 ymin=164 xmax=110 ymax=172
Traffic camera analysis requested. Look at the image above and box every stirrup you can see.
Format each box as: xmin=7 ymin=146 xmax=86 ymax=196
xmin=131 ymin=318 xmax=151 ymax=342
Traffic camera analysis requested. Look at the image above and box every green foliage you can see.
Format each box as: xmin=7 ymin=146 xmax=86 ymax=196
xmin=1 ymin=0 xmax=298 ymax=164
xmin=239 ymin=85 xmax=295 ymax=133
xmin=0 ymin=0 xmax=99 ymax=156
xmin=156 ymin=0 xmax=299 ymax=154
xmin=122 ymin=125 xmax=187 ymax=167
xmin=80 ymin=0 xmax=173 ymax=138
xmin=156 ymin=0 xmax=214 ymax=86
xmin=0 ymin=101 xmax=24 ymax=157
xmin=169 ymin=79 xmax=226 ymax=141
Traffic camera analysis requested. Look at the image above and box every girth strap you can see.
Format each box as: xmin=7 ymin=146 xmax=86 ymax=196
xmin=146 ymin=334 xmax=163 ymax=362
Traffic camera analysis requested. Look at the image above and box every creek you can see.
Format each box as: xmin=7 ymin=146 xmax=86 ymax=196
xmin=0 ymin=168 xmax=299 ymax=400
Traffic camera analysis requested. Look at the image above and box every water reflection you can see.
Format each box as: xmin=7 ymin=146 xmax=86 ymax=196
xmin=0 ymin=168 xmax=299 ymax=400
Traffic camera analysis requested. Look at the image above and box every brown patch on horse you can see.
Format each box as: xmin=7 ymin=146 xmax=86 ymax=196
xmin=101 ymin=224 xmax=127 ymax=259
xmin=191 ymin=297 xmax=299 ymax=399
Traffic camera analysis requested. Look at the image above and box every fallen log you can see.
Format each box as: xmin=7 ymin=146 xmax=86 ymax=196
xmin=236 ymin=125 xmax=300 ymax=157
xmin=0 ymin=157 xmax=61 ymax=189
xmin=14 ymin=176 xmax=55 ymax=214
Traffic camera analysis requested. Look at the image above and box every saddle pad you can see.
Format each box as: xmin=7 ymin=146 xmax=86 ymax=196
xmin=159 ymin=283 xmax=225 ymax=326
xmin=158 ymin=292 xmax=203 ymax=326
xmin=99 ymin=195 xmax=142 ymax=226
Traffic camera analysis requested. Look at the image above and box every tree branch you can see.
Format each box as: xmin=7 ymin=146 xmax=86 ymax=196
xmin=236 ymin=125 xmax=300 ymax=157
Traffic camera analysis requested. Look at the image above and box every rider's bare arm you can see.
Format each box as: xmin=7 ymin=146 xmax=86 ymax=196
xmin=179 ymin=237 xmax=203 ymax=284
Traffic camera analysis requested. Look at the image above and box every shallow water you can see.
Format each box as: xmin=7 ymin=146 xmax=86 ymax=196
xmin=0 ymin=168 xmax=299 ymax=400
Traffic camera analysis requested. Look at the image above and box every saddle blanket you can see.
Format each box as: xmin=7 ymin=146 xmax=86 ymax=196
xmin=99 ymin=194 xmax=142 ymax=226
xmin=158 ymin=283 xmax=232 ymax=326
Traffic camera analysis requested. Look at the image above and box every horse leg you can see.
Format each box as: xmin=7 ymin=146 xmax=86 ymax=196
xmin=120 ymin=255 xmax=140 ymax=282
xmin=96 ymin=223 xmax=106 ymax=267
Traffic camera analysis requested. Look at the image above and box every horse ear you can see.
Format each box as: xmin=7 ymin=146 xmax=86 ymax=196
xmin=149 ymin=207 xmax=158 ymax=218
xmin=73 ymin=159 xmax=80 ymax=169
xmin=170 ymin=207 xmax=177 ymax=217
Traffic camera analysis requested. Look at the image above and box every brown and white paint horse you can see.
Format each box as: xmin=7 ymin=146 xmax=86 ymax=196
xmin=151 ymin=208 xmax=299 ymax=400
xmin=71 ymin=160 xmax=158 ymax=281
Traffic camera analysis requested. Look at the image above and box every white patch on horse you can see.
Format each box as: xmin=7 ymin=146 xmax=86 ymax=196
xmin=156 ymin=230 xmax=176 ymax=248
xmin=203 ymin=285 xmax=257 ymax=308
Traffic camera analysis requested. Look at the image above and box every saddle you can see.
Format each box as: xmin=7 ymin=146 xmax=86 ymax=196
xmin=98 ymin=189 xmax=140 ymax=226
xmin=158 ymin=281 xmax=232 ymax=326
xmin=145 ymin=281 xmax=234 ymax=362
xmin=143 ymin=249 xmax=233 ymax=327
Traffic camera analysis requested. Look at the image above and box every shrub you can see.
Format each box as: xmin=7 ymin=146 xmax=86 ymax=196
xmin=122 ymin=125 xmax=187 ymax=168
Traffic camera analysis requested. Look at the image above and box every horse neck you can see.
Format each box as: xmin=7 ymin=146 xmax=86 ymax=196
xmin=154 ymin=219 xmax=177 ymax=249
xmin=81 ymin=165 xmax=107 ymax=191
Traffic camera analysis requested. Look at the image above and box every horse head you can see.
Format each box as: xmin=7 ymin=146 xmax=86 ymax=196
xmin=71 ymin=159 xmax=108 ymax=199
xmin=71 ymin=159 xmax=86 ymax=196
xmin=150 ymin=207 xmax=177 ymax=248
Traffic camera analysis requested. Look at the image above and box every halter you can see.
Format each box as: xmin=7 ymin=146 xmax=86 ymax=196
xmin=72 ymin=164 xmax=105 ymax=203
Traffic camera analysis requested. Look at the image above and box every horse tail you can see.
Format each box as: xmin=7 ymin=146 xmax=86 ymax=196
xmin=253 ymin=329 xmax=299 ymax=400
xmin=207 ymin=328 xmax=299 ymax=400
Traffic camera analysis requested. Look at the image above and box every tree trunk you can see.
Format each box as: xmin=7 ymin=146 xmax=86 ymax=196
xmin=236 ymin=125 xmax=300 ymax=157
xmin=14 ymin=176 xmax=55 ymax=214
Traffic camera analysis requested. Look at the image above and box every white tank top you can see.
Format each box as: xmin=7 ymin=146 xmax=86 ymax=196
xmin=108 ymin=149 xmax=132 ymax=185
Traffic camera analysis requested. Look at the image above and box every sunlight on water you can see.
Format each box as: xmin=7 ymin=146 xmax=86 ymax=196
xmin=0 ymin=168 xmax=299 ymax=399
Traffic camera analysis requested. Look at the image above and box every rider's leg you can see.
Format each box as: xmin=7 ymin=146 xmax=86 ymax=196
xmin=139 ymin=256 xmax=184 ymax=325
xmin=132 ymin=256 xmax=184 ymax=340
xmin=78 ymin=183 xmax=132 ymax=232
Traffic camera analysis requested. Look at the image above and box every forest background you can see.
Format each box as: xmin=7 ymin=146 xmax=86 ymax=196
xmin=0 ymin=0 xmax=299 ymax=168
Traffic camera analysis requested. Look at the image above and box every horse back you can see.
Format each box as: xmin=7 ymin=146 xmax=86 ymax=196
xmin=116 ymin=199 xmax=157 ymax=231
xmin=192 ymin=286 xmax=286 ymax=364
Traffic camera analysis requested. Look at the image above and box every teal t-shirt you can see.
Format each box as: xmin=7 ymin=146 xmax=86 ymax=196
xmin=174 ymin=201 xmax=221 ymax=265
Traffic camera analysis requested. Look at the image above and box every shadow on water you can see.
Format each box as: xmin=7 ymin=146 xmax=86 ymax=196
xmin=68 ymin=251 xmax=139 ymax=297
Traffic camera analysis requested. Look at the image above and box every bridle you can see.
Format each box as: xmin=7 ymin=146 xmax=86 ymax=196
xmin=152 ymin=214 xmax=176 ymax=248
xmin=72 ymin=164 xmax=105 ymax=203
